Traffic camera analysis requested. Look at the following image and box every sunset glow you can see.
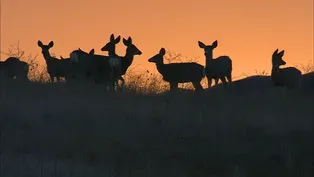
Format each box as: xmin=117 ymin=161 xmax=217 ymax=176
xmin=1 ymin=0 xmax=313 ymax=78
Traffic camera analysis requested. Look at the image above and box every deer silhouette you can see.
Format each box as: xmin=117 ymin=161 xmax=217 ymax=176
xmin=101 ymin=36 xmax=142 ymax=88
xmin=121 ymin=37 xmax=142 ymax=75
xmin=70 ymin=48 xmax=95 ymax=81
xmin=271 ymin=49 xmax=302 ymax=88
xmin=101 ymin=34 xmax=121 ymax=56
xmin=100 ymin=34 xmax=123 ymax=88
xmin=148 ymin=48 xmax=205 ymax=92
xmin=0 ymin=57 xmax=29 ymax=81
xmin=198 ymin=40 xmax=232 ymax=88
xmin=70 ymin=48 xmax=115 ymax=89
xmin=37 ymin=40 xmax=73 ymax=83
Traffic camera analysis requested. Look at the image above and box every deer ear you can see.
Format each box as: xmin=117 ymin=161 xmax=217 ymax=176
xmin=272 ymin=49 xmax=279 ymax=56
xmin=37 ymin=40 xmax=43 ymax=47
xmin=278 ymin=50 xmax=285 ymax=57
xmin=110 ymin=34 xmax=115 ymax=42
xmin=123 ymin=38 xmax=129 ymax=46
xmin=128 ymin=37 xmax=133 ymax=44
xmin=48 ymin=41 xmax=54 ymax=48
xmin=159 ymin=48 xmax=166 ymax=56
xmin=198 ymin=41 xmax=206 ymax=48
xmin=89 ymin=49 xmax=95 ymax=55
xmin=212 ymin=40 xmax=218 ymax=48
xmin=115 ymin=35 xmax=121 ymax=43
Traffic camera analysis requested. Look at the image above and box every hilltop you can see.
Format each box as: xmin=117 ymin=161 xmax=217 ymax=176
xmin=0 ymin=73 xmax=313 ymax=177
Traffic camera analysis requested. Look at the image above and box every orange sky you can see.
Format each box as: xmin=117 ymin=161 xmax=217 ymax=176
xmin=1 ymin=0 xmax=313 ymax=78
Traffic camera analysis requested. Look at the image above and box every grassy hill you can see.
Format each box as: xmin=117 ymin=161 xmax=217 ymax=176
xmin=0 ymin=73 xmax=313 ymax=177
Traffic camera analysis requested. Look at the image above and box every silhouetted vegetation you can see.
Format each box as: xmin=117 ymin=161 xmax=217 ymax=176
xmin=0 ymin=41 xmax=313 ymax=177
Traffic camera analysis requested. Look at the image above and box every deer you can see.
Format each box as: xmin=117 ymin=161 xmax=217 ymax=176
xmin=101 ymin=36 xmax=142 ymax=89
xmin=69 ymin=48 xmax=115 ymax=89
xmin=271 ymin=49 xmax=302 ymax=89
xmin=100 ymin=34 xmax=122 ymax=88
xmin=37 ymin=40 xmax=73 ymax=83
xmin=148 ymin=48 xmax=205 ymax=92
xmin=101 ymin=34 xmax=121 ymax=57
xmin=69 ymin=48 xmax=96 ymax=81
xmin=0 ymin=57 xmax=29 ymax=81
xmin=198 ymin=40 xmax=232 ymax=89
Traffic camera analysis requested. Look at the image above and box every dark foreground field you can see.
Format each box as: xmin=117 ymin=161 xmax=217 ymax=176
xmin=0 ymin=74 xmax=314 ymax=177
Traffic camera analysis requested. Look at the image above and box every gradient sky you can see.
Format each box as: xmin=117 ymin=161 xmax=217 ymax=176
xmin=1 ymin=0 xmax=313 ymax=78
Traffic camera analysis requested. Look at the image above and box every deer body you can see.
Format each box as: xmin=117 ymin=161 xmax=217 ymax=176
xmin=0 ymin=57 xmax=29 ymax=81
xmin=70 ymin=48 xmax=97 ymax=81
xmin=101 ymin=35 xmax=142 ymax=89
xmin=198 ymin=40 xmax=232 ymax=88
xmin=271 ymin=49 xmax=302 ymax=88
xmin=120 ymin=37 xmax=142 ymax=75
xmin=148 ymin=48 xmax=204 ymax=91
xmin=101 ymin=34 xmax=122 ymax=87
xmin=69 ymin=48 xmax=114 ymax=87
xmin=37 ymin=40 xmax=72 ymax=82
xmin=91 ymin=54 xmax=114 ymax=86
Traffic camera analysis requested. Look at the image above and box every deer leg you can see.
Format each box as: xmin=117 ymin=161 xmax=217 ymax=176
xmin=220 ymin=76 xmax=227 ymax=90
xmin=170 ymin=82 xmax=178 ymax=92
xmin=214 ymin=77 xmax=219 ymax=85
xmin=116 ymin=76 xmax=124 ymax=92
xmin=56 ymin=76 xmax=61 ymax=82
xmin=207 ymin=76 xmax=212 ymax=88
xmin=114 ymin=78 xmax=120 ymax=91
xmin=227 ymin=73 xmax=232 ymax=83
xmin=111 ymin=80 xmax=116 ymax=92
xmin=192 ymin=81 xmax=203 ymax=92
xmin=49 ymin=75 xmax=54 ymax=83
xmin=119 ymin=76 xmax=125 ymax=88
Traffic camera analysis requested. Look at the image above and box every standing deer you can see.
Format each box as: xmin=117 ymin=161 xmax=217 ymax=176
xmin=101 ymin=34 xmax=121 ymax=56
xmin=0 ymin=57 xmax=29 ymax=81
xmin=271 ymin=49 xmax=302 ymax=88
xmin=198 ymin=40 xmax=232 ymax=88
xmin=101 ymin=36 xmax=142 ymax=88
xmin=148 ymin=48 xmax=205 ymax=92
xmin=70 ymin=48 xmax=114 ymax=89
xmin=70 ymin=48 xmax=96 ymax=81
xmin=120 ymin=37 xmax=142 ymax=75
xmin=100 ymin=34 xmax=122 ymax=87
xmin=37 ymin=40 xmax=73 ymax=83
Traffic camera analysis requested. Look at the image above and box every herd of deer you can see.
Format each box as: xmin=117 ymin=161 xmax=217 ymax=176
xmin=0 ymin=34 xmax=303 ymax=92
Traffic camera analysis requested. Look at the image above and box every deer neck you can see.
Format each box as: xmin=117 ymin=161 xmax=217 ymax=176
xmin=155 ymin=59 xmax=165 ymax=74
xmin=205 ymin=52 xmax=214 ymax=67
xmin=271 ymin=65 xmax=281 ymax=74
xmin=108 ymin=50 xmax=116 ymax=56
xmin=109 ymin=51 xmax=119 ymax=57
xmin=123 ymin=52 xmax=134 ymax=67
xmin=42 ymin=51 xmax=53 ymax=61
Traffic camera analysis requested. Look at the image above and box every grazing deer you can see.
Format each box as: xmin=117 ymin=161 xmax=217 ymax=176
xmin=271 ymin=49 xmax=302 ymax=88
xmin=0 ymin=57 xmax=29 ymax=81
xmin=198 ymin=40 xmax=232 ymax=88
xmin=101 ymin=36 xmax=142 ymax=88
xmin=148 ymin=48 xmax=205 ymax=92
xmin=37 ymin=40 xmax=73 ymax=83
